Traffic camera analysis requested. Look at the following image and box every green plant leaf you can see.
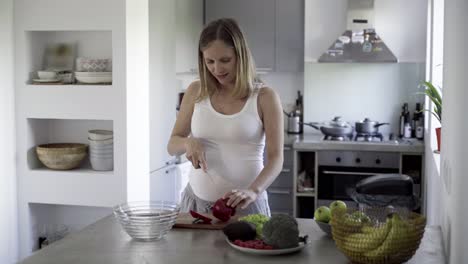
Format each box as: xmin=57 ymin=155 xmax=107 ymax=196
xmin=420 ymin=81 xmax=442 ymax=122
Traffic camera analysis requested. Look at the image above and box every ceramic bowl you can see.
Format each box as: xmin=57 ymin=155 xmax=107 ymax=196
xmin=88 ymin=129 xmax=113 ymax=141
xmin=37 ymin=71 xmax=57 ymax=80
xmin=36 ymin=143 xmax=88 ymax=170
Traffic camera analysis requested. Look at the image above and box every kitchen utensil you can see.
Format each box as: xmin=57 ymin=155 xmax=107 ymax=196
xmin=284 ymin=110 xmax=302 ymax=134
xmin=355 ymin=118 xmax=389 ymax=134
xmin=36 ymin=143 xmax=88 ymax=170
xmin=302 ymin=116 xmax=353 ymax=137
xmin=330 ymin=207 xmax=426 ymax=264
xmin=173 ymin=212 xmax=237 ymax=230
xmin=113 ymin=201 xmax=180 ymax=241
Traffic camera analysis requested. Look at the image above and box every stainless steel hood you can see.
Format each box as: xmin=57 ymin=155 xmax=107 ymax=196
xmin=318 ymin=0 xmax=397 ymax=63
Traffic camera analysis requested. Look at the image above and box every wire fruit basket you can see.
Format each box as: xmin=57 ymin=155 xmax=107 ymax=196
xmin=330 ymin=207 xmax=426 ymax=264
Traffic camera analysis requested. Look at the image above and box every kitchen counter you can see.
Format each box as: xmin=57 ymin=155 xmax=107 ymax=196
xmin=19 ymin=215 xmax=445 ymax=264
xmin=285 ymin=133 xmax=424 ymax=153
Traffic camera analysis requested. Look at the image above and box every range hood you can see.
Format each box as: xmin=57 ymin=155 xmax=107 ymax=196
xmin=318 ymin=0 xmax=397 ymax=63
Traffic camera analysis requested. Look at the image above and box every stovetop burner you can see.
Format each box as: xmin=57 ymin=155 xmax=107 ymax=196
xmin=323 ymin=134 xmax=354 ymax=141
xmin=355 ymin=132 xmax=384 ymax=142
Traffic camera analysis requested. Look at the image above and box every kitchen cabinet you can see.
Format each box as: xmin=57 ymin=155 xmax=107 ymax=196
xmin=275 ymin=0 xmax=304 ymax=72
xmin=205 ymin=0 xmax=304 ymax=72
xmin=304 ymin=0 xmax=427 ymax=63
xmin=267 ymin=145 xmax=295 ymax=216
xmin=293 ymin=151 xmax=316 ymax=218
xmin=15 ymin=0 xmax=151 ymax=258
xmin=205 ymin=0 xmax=276 ymax=71
xmin=175 ymin=0 xmax=203 ymax=74
xmin=304 ymin=0 xmax=347 ymax=62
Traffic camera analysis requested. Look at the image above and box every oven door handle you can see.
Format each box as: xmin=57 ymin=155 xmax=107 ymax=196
xmin=322 ymin=170 xmax=378 ymax=176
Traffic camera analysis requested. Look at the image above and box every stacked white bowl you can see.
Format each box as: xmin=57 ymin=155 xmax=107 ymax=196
xmin=88 ymin=130 xmax=113 ymax=171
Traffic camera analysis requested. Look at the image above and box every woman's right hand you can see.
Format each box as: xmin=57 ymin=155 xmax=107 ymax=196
xmin=185 ymin=138 xmax=208 ymax=172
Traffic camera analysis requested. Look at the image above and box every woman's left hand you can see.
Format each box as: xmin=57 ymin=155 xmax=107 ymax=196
xmin=223 ymin=189 xmax=258 ymax=210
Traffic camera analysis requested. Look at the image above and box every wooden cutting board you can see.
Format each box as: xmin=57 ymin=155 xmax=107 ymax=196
xmin=173 ymin=212 xmax=237 ymax=230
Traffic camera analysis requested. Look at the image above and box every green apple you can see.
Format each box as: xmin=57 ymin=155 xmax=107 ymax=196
xmin=314 ymin=206 xmax=331 ymax=223
xmin=329 ymin=200 xmax=347 ymax=215
xmin=351 ymin=211 xmax=371 ymax=223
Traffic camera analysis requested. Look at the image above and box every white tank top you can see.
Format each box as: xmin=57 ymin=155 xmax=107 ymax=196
xmin=189 ymin=86 xmax=266 ymax=201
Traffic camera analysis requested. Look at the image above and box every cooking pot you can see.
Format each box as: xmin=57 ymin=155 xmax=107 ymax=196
xmin=302 ymin=116 xmax=353 ymax=137
xmin=355 ymin=118 xmax=389 ymax=134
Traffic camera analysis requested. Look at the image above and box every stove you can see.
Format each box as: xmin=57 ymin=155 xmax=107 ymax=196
xmin=354 ymin=132 xmax=384 ymax=142
xmin=323 ymin=134 xmax=354 ymax=141
xmin=323 ymin=132 xmax=391 ymax=142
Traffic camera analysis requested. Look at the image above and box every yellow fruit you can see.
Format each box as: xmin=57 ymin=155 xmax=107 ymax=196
xmin=364 ymin=214 xmax=410 ymax=259
xmin=343 ymin=219 xmax=392 ymax=253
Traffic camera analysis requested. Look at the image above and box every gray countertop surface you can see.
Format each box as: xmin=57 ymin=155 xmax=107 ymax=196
xmin=20 ymin=215 xmax=445 ymax=264
xmin=285 ymin=133 xmax=425 ymax=153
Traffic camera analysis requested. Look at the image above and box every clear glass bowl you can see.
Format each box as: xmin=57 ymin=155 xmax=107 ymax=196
xmin=113 ymin=201 xmax=180 ymax=241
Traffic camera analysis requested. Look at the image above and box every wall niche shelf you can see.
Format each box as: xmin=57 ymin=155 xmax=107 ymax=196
xmin=25 ymin=30 xmax=112 ymax=85
xmin=26 ymin=118 xmax=113 ymax=171
xmin=29 ymin=203 xmax=112 ymax=251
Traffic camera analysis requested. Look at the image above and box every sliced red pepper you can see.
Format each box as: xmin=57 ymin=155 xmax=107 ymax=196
xmin=189 ymin=210 xmax=213 ymax=224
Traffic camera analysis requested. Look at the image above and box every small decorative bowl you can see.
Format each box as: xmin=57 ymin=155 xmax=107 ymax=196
xmin=36 ymin=143 xmax=88 ymax=170
xmin=113 ymin=201 xmax=180 ymax=241
xmin=314 ymin=218 xmax=332 ymax=236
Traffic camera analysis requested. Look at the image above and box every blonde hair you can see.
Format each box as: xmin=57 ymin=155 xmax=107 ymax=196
xmin=197 ymin=18 xmax=259 ymax=101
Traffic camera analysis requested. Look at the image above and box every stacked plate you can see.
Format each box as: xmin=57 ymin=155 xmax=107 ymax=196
xmin=75 ymin=72 xmax=112 ymax=84
xmin=113 ymin=201 xmax=180 ymax=241
xmin=88 ymin=129 xmax=113 ymax=171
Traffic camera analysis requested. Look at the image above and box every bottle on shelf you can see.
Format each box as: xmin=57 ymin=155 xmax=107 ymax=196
xmin=416 ymin=103 xmax=425 ymax=140
xmin=411 ymin=103 xmax=421 ymax=138
xmin=399 ymin=103 xmax=410 ymax=138
xmin=296 ymin=90 xmax=303 ymax=134
xmin=404 ymin=123 xmax=412 ymax=138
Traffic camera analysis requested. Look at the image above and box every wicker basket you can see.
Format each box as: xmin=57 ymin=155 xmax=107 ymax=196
xmin=36 ymin=143 xmax=88 ymax=170
xmin=330 ymin=208 xmax=426 ymax=264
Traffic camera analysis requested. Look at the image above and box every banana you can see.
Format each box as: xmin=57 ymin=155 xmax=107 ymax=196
xmin=364 ymin=214 xmax=410 ymax=259
xmin=343 ymin=217 xmax=392 ymax=254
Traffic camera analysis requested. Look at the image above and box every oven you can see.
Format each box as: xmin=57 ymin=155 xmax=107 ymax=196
xmin=317 ymin=150 xmax=400 ymax=208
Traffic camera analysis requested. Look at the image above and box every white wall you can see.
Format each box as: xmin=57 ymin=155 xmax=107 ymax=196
xmin=442 ymin=0 xmax=468 ymax=262
xmin=261 ymin=72 xmax=304 ymax=111
xmin=303 ymin=62 xmax=425 ymax=135
xmin=0 ymin=0 xmax=18 ymax=263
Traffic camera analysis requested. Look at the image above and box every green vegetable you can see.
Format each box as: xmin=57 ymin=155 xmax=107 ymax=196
xmin=262 ymin=214 xmax=299 ymax=249
xmin=222 ymin=221 xmax=257 ymax=242
xmin=238 ymin=214 xmax=269 ymax=238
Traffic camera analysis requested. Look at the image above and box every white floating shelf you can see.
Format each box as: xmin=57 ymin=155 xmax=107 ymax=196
xmin=23 ymin=85 xmax=116 ymax=120
xmin=25 ymin=169 xmax=122 ymax=207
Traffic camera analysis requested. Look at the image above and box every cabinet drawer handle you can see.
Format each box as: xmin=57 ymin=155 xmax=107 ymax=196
xmin=281 ymin=168 xmax=291 ymax=173
xmin=267 ymin=189 xmax=291 ymax=195
xmin=322 ymin=170 xmax=377 ymax=176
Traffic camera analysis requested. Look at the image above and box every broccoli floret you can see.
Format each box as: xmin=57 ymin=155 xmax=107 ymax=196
xmin=238 ymin=214 xmax=269 ymax=238
xmin=262 ymin=214 xmax=299 ymax=249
